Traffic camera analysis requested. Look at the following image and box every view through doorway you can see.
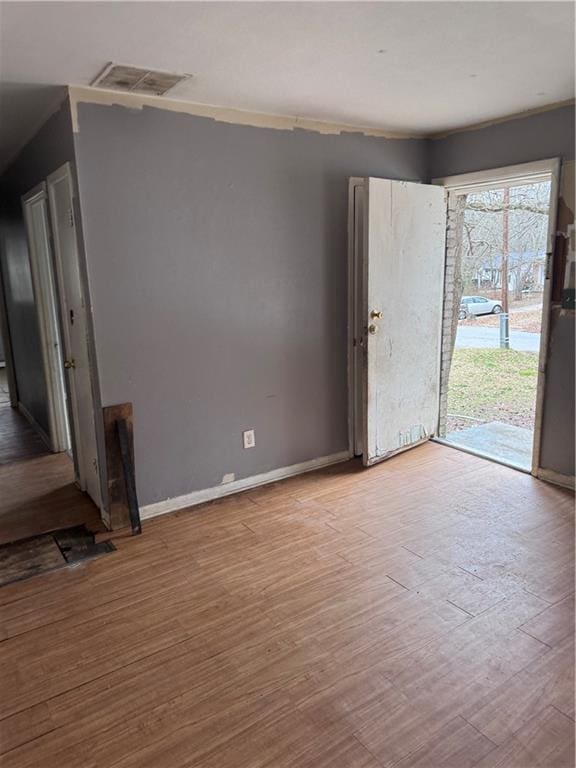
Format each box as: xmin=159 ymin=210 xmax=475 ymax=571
xmin=438 ymin=167 xmax=556 ymax=472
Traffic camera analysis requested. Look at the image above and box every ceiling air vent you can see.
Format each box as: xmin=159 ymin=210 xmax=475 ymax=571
xmin=91 ymin=63 xmax=190 ymax=96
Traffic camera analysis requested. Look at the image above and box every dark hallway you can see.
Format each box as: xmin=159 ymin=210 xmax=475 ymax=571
xmin=0 ymin=366 xmax=50 ymax=465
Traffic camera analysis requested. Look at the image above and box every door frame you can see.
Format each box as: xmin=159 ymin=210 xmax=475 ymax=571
xmin=347 ymin=177 xmax=366 ymax=459
xmin=46 ymin=161 xmax=106 ymax=514
xmin=21 ymin=182 xmax=71 ymax=453
xmin=433 ymin=158 xmax=561 ymax=476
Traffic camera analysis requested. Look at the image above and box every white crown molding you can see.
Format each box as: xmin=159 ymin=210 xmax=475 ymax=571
xmin=68 ymin=85 xmax=421 ymax=140
xmin=430 ymin=99 xmax=575 ymax=141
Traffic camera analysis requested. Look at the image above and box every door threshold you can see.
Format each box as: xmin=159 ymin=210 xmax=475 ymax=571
xmin=432 ymin=437 xmax=532 ymax=475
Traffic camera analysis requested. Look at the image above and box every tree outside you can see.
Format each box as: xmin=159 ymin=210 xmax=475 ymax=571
xmin=445 ymin=180 xmax=551 ymax=465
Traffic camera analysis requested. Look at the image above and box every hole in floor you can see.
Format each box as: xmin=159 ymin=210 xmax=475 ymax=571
xmin=0 ymin=524 xmax=116 ymax=587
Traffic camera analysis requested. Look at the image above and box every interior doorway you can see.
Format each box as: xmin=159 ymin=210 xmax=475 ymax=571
xmin=0 ymin=184 xmax=64 ymax=467
xmin=0 ymin=162 xmax=106 ymax=545
xmin=23 ymin=183 xmax=71 ymax=454
xmin=435 ymin=159 xmax=560 ymax=473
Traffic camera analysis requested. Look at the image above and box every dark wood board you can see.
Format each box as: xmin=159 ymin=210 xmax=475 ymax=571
xmin=102 ymin=403 xmax=135 ymax=530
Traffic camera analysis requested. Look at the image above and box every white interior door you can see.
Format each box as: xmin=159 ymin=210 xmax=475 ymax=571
xmin=22 ymin=184 xmax=70 ymax=452
xmin=351 ymin=177 xmax=447 ymax=466
xmin=47 ymin=163 xmax=102 ymax=508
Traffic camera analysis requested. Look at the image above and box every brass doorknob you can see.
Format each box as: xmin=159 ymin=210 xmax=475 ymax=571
xmin=64 ymin=359 xmax=76 ymax=370
xmin=370 ymin=310 xmax=383 ymax=319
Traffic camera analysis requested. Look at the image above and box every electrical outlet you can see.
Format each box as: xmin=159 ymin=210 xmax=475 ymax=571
xmin=243 ymin=429 xmax=256 ymax=449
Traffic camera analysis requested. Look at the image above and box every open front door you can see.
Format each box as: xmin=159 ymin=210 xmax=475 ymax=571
xmin=350 ymin=177 xmax=447 ymax=466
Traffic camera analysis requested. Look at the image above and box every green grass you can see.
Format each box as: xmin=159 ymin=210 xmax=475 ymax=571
xmin=447 ymin=348 xmax=538 ymax=429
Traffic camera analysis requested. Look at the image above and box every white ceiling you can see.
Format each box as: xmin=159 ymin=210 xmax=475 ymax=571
xmin=1 ymin=1 xmax=574 ymax=171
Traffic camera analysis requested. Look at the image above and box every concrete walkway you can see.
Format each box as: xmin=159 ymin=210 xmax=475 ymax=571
xmin=456 ymin=325 xmax=540 ymax=353
xmin=444 ymin=421 xmax=533 ymax=470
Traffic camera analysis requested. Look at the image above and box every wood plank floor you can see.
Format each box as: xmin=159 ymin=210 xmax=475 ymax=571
xmin=0 ymin=453 xmax=104 ymax=545
xmin=0 ymin=404 xmax=51 ymax=466
xmin=0 ymin=442 xmax=573 ymax=767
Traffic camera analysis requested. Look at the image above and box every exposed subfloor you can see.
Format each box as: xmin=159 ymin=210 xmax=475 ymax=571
xmin=444 ymin=420 xmax=534 ymax=471
xmin=0 ymin=452 xmax=104 ymax=546
xmin=0 ymin=526 xmax=115 ymax=587
xmin=0 ymin=442 xmax=574 ymax=767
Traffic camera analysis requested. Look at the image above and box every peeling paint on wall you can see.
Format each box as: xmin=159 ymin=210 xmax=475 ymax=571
xmin=68 ymin=85 xmax=420 ymax=140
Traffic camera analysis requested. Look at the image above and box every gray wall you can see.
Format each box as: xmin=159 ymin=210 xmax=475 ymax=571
xmin=0 ymin=95 xmax=75 ymax=434
xmin=539 ymin=313 xmax=574 ymax=477
xmin=432 ymin=104 xmax=575 ymax=480
xmin=429 ymin=104 xmax=575 ymax=178
xmin=74 ymin=102 xmax=428 ymax=506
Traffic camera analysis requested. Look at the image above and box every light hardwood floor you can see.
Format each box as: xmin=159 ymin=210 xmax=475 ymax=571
xmin=0 ymin=442 xmax=573 ymax=767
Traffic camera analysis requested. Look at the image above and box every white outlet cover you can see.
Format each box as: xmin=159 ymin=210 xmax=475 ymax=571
xmin=243 ymin=429 xmax=255 ymax=449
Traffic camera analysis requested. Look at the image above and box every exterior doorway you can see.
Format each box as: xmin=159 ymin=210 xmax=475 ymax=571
xmin=435 ymin=160 xmax=560 ymax=472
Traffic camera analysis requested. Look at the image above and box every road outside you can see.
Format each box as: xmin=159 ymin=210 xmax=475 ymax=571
xmin=456 ymin=325 xmax=540 ymax=353
xmin=456 ymin=299 xmax=542 ymax=353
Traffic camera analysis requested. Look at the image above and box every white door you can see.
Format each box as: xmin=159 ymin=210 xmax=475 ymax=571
xmin=22 ymin=184 xmax=70 ymax=452
xmin=47 ymin=163 xmax=102 ymax=507
xmin=350 ymin=177 xmax=447 ymax=466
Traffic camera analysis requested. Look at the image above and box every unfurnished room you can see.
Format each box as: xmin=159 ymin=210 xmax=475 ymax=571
xmin=0 ymin=2 xmax=574 ymax=766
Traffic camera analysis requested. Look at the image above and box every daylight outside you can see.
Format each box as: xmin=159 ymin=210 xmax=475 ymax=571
xmin=443 ymin=180 xmax=551 ymax=471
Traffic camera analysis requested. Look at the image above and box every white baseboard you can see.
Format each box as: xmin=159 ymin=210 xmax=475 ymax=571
xmin=17 ymin=401 xmax=52 ymax=449
xmin=535 ymin=467 xmax=575 ymax=490
xmin=140 ymin=450 xmax=351 ymax=521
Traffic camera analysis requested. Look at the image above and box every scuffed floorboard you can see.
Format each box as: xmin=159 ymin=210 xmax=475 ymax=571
xmin=0 ymin=442 xmax=573 ymax=767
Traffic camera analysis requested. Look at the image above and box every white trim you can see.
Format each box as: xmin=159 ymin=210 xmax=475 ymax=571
xmin=531 ymin=159 xmax=561 ymax=475
xmin=429 ymin=99 xmax=575 ymax=140
xmin=433 ymin=158 xmax=560 ymax=479
xmin=535 ymin=468 xmax=575 ymax=491
xmin=433 ymin=437 xmax=530 ymax=474
xmin=22 ymin=183 xmax=71 ymax=453
xmin=47 ymin=162 xmax=103 ymax=510
xmin=17 ymin=401 xmax=51 ymax=450
xmin=433 ymin=159 xmax=560 ymax=195
xmin=140 ymin=451 xmax=351 ymax=521
xmin=68 ymin=85 xmax=419 ymax=140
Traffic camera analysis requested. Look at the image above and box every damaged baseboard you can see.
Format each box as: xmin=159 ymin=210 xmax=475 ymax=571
xmin=140 ymin=450 xmax=351 ymax=521
xmin=535 ymin=468 xmax=575 ymax=491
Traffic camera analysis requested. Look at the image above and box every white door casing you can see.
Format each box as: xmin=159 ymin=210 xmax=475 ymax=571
xmin=433 ymin=158 xmax=561 ymax=476
xmin=47 ymin=163 xmax=102 ymax=508
xmin=349 ymin=177 xmax=447 ymax=466
xmin=22 ymin=184 xmax=71 ymax=452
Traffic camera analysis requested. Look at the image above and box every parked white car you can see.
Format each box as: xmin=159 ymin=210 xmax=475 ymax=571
xmin=459 ymin=295 xmax=503 ymax=319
